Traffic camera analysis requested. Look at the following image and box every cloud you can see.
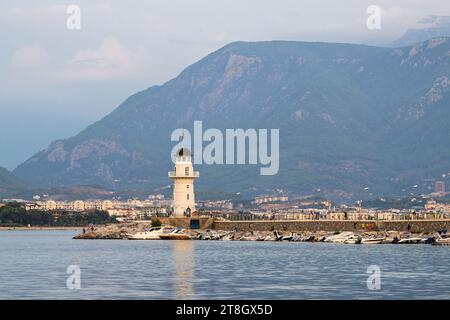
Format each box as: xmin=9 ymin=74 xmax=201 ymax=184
xmin=65 ymin=37 xmax=135 ymax=80
xmin=0 ymin=4 xmax=66 ymax=18
xmin=10 ymin=37 xmax=135 ymax=82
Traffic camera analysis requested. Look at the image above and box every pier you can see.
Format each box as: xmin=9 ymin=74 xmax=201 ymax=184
xmin=155 ymin=217 xmax=450 ymax=233
xmin=212 ymin=219 xmax=450 ymax=233
xmin=73 ymin=218 xmax=450 ymax=241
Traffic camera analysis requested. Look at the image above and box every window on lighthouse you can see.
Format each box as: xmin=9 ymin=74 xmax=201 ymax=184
xmin=187 ymin=194 xmax=189 ymax=200
xmin=185 ymin=167 xmax=189 ymax=176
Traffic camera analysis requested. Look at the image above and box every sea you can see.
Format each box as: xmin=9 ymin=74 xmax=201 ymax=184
xmin=0 ymin=230 xmax=448 ymax=299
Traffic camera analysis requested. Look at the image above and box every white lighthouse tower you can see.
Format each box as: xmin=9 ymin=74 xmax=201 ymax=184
xmin=168 ymin=148 xmax=199 ymax=217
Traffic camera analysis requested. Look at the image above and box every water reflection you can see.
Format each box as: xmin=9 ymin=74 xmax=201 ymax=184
xmin=1 ymin=232 xmax=449 ymax=299
xmin=172 ymin=240 xmax=195 ymax=299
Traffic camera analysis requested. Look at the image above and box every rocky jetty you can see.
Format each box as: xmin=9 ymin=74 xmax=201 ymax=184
xmin=73 ymin=223 xmax=443 ymax=244
xmin=73 ymin=223 xmax=148 ymax=239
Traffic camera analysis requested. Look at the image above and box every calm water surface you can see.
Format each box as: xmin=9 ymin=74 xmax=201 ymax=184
xmin=0 ymin=230 xmax=449 ymax=299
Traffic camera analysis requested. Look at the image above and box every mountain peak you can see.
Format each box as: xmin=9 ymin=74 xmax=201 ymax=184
xmin=13 ymin=39 xmax=450 ymax=201
xmin=390 ymin=15 xmax=450 ymax=47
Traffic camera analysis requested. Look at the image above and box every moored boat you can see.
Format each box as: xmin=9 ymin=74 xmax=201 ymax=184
xmin=361 ymin=236 xmax=385 ymax=244
xmin=343 ymin=234 xmax=362 ymax=244
xmin=433 ymin=232 xmax=450 ymax=245
xmin=264 ymin=235 xmax=276 ymax=241
xmin=303 ymin=235 xmax=316 ymax=242
xmin=127 ymin=226 xmax=174 ymax=240
xmin=221 ymin=234 xmax=233 ymax=241
xmin=434 ymin=237 xmax=450 ymax=245
xmin=398 ymin=237 xmax=423 ymax=244
xmin=383 ymin=237 xmax=399 ymax=244
xmin=325 ymin=232 xmax=355 ymax=243
xmin=239 ymin=235 xmax=258 ymax=241
xmin=273 ymin=232 xmax=283 ymax=241
xmin=420 ymin=237 xmax=435 ymax=244
xmin=159 ymin=228 xmax=191 ymax=240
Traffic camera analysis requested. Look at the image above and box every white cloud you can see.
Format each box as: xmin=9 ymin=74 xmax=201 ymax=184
xmin=65 ymin=37 xmax=135 ymax=80
xmin=0 ymin=4 xmax=66 ymax=18
xmin=10 ymin=37 xmax=136 ymax=82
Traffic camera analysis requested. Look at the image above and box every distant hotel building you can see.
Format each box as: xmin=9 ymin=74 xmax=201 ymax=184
xmin=252 ymin=195 xmax=289 ymax=205
xmin=24 ymin=195 xmax=171 ymax=221
xmin=435 ymin=181 xmax=445 ymax=194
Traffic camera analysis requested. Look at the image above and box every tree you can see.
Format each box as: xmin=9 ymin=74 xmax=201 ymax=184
xmin=151 ymin=218 xmax=162 ymax=227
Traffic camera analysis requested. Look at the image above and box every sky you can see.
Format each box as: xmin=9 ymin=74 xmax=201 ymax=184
xmin=1 ymin=0 xmax=449 ymax=170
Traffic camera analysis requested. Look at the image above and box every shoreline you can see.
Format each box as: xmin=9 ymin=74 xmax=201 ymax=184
xmin=0 ymin=226 xmax=82 ymax=231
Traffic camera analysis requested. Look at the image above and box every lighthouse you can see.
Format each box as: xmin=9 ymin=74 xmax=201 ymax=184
xmin=168 ymin=148 xmax=199 ymax=217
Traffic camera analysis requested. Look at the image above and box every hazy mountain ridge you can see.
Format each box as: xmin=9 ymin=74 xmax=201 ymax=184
xmin=390 ymin=16 xmax=450 ymax=47
xmin=14 ymin=38 xmax=450 ymax=201
xmin=0 ymin=166 xmax=28 ymax=197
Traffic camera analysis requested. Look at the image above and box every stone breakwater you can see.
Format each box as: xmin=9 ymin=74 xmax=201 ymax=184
xmin=73 ymin=221 xmax=447 ymax=244
xmin=74 ymin=223 xmax=145 ymax=239
xmin=213 ymin=219 xmax=450 ymax=233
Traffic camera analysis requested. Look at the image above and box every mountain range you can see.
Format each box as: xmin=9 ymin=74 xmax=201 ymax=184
xmin=0 ymin=166 xmax=27 ymax=198
xmin=390 ymin=15 xmax=450 ymax=47
xmin=13 ymin=38 xmax=450 ymax=201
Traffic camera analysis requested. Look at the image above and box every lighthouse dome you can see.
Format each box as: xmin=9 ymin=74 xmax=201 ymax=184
xmin=177 ymin=148 xmax=191 ymax=157
xmin=175 ymin=147 xmax=192 ymax=163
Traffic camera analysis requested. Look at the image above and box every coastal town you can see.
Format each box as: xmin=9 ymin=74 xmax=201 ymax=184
xmin=1 ymin=149 xmax=450 ymax=223
xmin=3 ymin=194 xmax=449 ymax=222
xmin=1 ymin=148 xmax=449 ymax=246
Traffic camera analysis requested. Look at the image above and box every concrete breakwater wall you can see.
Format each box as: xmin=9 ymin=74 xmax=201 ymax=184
xmin=158 ymin=217 xmax=214 ymax=229
xmin=212 ymin=220 xmax=450 ymax=233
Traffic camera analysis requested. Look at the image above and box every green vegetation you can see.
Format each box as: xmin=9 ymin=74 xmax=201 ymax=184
xmin=0 ymin=203 xmax=115 ymax=227
xmin=151 ymin=218 xmax=162 ymax=227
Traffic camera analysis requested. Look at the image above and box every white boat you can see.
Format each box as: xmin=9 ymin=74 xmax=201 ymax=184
xmin=221 ymin=234 xmax=233 ymax=241
xmin=325 ymin=232 xmax=355 ymax=243
xmin=361 ymin=236 xmax=385 ymax=244
xmin=239 ymin=235 xmax=258 ymax=241
xmin=195 ymin=234 xmax=203 ymax=240
xmin=127 ymin=226 xmax=174 ymax=240
xmin=398 ymin=237 xmax=423 ymax=244
xmin=383 ymin=237 xmax=399 ymax=244
xmin=210 ymin=232 xmax=221 ymax=240
xmin=343 ymin=234 xmax=362 ymax=244
xmin=435 ymin=238 xmax=450 ymax=245
xmin=159 ymin=228 xmax=191 ymax=240
xmin=273 ymin=232 xmax=283 ymax=241
xmin=433 ymin=233 xmax=450 ymax=245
